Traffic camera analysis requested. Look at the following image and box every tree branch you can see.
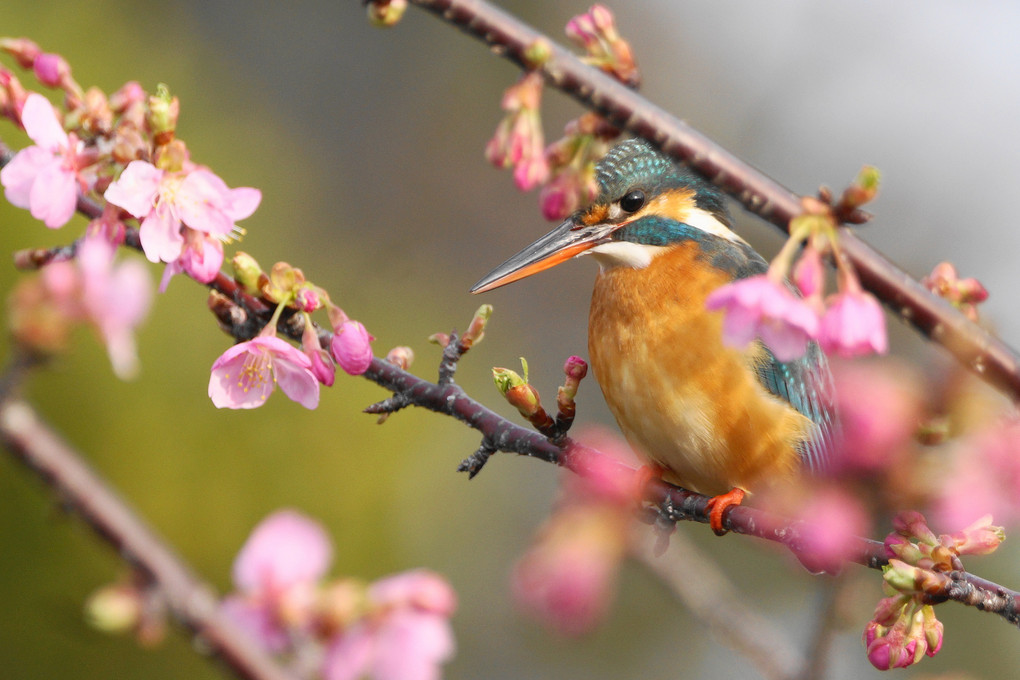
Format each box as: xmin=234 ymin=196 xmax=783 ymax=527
xmin=362 ymin=351 xmax=1020 ymax=628
xmin=407 ymin=0 xmax=1020 ymax=402
xmin=0 ymin=392 xmax=299 ymax=680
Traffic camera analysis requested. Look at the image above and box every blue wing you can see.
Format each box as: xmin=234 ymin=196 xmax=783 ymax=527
xmin=703 ymin=236 xmax=837 ymax=471
xmin=753 ymin=342 xmax=837 ymax=472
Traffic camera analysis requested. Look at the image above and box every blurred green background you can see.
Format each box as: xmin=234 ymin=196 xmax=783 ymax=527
xmin=2 ymin=1 xmax=1020 ymax=678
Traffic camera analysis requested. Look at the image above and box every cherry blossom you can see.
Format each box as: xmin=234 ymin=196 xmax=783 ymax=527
xmin=1 ymin=92 xmax=89 ymax=228
xmin=208 ymin=334 xmax=320 ymax=409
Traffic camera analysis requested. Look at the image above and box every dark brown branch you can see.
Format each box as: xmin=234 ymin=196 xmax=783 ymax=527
xmin=407 ymin=0 xmax=1020 ymax=402
xmin=363 ymin=353 xmax=1020 ymax=627
xmin=0 ymin=396 xmax=299 ymax=680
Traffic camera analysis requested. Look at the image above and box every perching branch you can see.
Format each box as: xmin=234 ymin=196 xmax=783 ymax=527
xmin=0 ymin=375 xmax=298 ymax=680
xmin=359 ymin=343 xmax=1020 ymax=628
xmin=406 ymin=0 xmax=1020 ymax=403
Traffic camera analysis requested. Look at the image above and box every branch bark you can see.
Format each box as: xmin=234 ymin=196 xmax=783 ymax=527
xmin=0 ymin=395 xmax=299 ymax=680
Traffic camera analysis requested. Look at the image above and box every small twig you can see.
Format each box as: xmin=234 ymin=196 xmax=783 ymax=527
xmin=798 ymin=578 xmax=844 ymax=680
xmin=0 ymin=398 xmax=299 ymax=680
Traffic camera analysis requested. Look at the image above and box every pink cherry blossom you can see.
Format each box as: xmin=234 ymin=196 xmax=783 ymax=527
xmin=819 ymin=289 xmax=888 ymax=357
xmin=511 ymin=503 xmax=626 ymax=636
xmin=486 ymin=72 xmax=548 ymax=191
xmin=76 ymin=237 xmax=152 ymax=379
xmin=828 ymin=359 xmax=923 ymax=473
xmin=39 ymin=235 xmax=152 ymax=379
xmin=323 ymin=570 xmax=456 ymax=680
xmin=104 ymin=160 xmax=260 ymax=266
xmin=794 ymin=486 xmax=869 ymax=569
xmin=303 ymin=324 xmax=336 ymax=387
xmin=208 ymin=334 xmax=320 ymax=409
xmin=1 ymin=92 xmax=88 ymax=228
xmin=368 ymin=570 xmax=457 ymax=617
xmin=223 ymin=510 xmax=333 ymax=651
xmin=331 ymin=319 xmax=375 ymax=375
xmin=157 ymin=231 xmax=224 ymax=292
xmin=232 ymin=510 xmax=333 ymax=595
xmin=934 ymin=417 xmax=1020 ymax=529
xmin=705 ymin=274 xmax=820 ymax=361
xmin=539 ymin=163 xmax=596 ymax=221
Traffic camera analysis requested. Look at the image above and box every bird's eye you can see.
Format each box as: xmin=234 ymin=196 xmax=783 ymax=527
xmin=619 ymin=189 xmax=645 ymax=214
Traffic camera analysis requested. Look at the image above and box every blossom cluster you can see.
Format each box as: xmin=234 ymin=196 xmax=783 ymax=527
xmin=0 ymin=39 xmax=263 ymax=376
xmin=223 ymin=510 xmax=457 ymax=680
xmin=0 ymin=40 xmax=379 ymax=405
xmin=864 ymin=511 xmax=1003 ymax=670
xmin=88 ymin=510 xmax=458 ymax=680
xmin=486 ymin=5 xmax=634 ymax=220
xmin=706 ymin=188 xmax=890 ymax=361
xmin=512 ymin=427 xmax=639 ymax=636
xmin=208 ymin=256 xmax=378 ymax=410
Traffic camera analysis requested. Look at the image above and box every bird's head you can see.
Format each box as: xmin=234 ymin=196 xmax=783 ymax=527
xmin=472 ymin=138 xmax=740 ymax=293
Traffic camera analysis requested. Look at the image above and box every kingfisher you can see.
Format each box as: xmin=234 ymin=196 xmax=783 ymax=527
xmin=472 ymin=139 xmax=834 ymax=534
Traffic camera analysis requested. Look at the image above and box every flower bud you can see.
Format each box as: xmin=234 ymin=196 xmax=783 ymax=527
xmin=461 ymin=304 xmax=492 ymax=350
xmin=892 ymin=511 xmax=937 ymax=544
xmin=366 ymin=0 xmax=407 ymax=27
xmin=231 ymin=251 xmax=264 ymax=296
xmin=883 ymin=559 xmax=921 ymax=594
xmin=85 ymin=584 xmax=143 ymax=634
xmin=146 ymin=83 xmax=179 ymax=145
xmin=33 ymin=53 xmax=70 ymax=88
xmin=331 ymin=319 xmax=374 ymax=375
xmin=0 ymin=37 xmax=41 ymax=68
xmin=385 ymin=346 xmax=414 ymax=370
xmin=844 ymin=165 xmax=881 ymax=207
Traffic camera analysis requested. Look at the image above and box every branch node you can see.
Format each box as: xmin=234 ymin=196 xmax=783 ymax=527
xmin=457 ymin=441 xmax=497 ymax=479
xmin=363 ymin=393 xmax=411 ymax=423
xmin=437 ymin=329 xmax=464 ymax=386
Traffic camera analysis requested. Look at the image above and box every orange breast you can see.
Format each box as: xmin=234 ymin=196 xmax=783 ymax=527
xmin=587 ymin=242 xmax=811 ymax=496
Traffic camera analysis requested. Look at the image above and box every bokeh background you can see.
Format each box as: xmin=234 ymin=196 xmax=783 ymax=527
xmin=2 ymin=1 xmax=1020 ymax=678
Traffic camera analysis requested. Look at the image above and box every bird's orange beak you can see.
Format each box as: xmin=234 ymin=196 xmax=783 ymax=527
xmin=471 ymin=216 xmax=614 ymax=293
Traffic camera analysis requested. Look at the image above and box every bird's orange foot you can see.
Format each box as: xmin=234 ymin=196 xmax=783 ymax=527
xmin=705 ymin=487 xmax=746 ymax=536
xmin=632 ymin=463 xmax=667 ymax=501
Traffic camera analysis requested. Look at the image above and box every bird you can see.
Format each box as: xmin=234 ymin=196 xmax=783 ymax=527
xmin=471 ymin=138 xmax=835 ymax=534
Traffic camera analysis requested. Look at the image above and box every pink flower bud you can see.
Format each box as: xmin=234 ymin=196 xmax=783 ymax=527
xmin=33 ymin=53 xmax=70 ymax=88
xmin=110 ymin=81 xmax=146 ymax=113
xmin=705 ymin=274 xmax=820 ymax=361
xmin=792 ymin=245 xmax=824 ymax=299
xmin=0 ymin=37 xmax=41 ymax=69
xmin=331 ymin=319 xmax=374 ymax=375
xmin=302 ymin=323 xmax=335 ymax=387
xmin=385 ymin=345 xmax=414 ymax=370
xmin=818 ymin=289 xmax=887 ymax=357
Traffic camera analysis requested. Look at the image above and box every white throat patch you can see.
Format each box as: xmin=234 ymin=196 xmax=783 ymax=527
xmin=586 ymin=241 xmax=666 ymax=270
xmin=581 ymin=207 xmax=744 ymax=271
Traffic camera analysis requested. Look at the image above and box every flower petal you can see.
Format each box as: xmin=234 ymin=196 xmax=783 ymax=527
xmin=232 ymin=510 xmax=333 ymax=595
xmin=138 ymin=202 xmax=184 ymax=264
xmin=28 ymin=160 xmax=77 ymax=228
xmin=21 ymin=92 xmax=68 ymax=150
xmin=104 ymin=160 xmax=162 ymax=218
xmin=1 ymin=145 xmax=54 ymax=209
